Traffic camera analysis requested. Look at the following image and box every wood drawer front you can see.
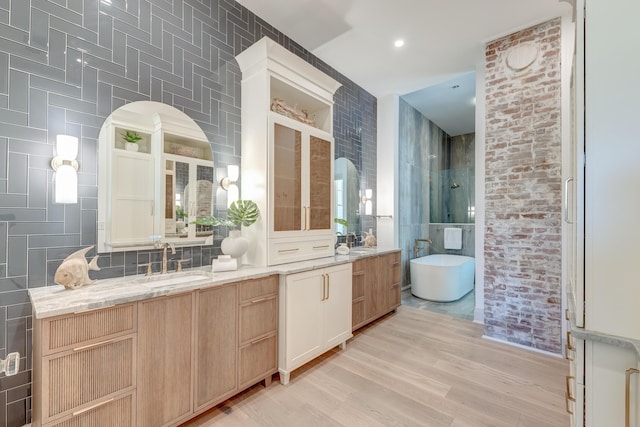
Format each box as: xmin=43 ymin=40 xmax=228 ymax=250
xmin=239 ymin=296 xmax=277 ymax=344
xmin=239 ymin=334 xmax=277 ymax=388
xmin=352 ymin=299 xmax=366 ymax=330
xmin=43 ymin=391 xmax=135 ymax=427
xmin=42 ymin=335 xmax=136 ymax=423
xmin=238 ymin=275 xmax=278 ymax=302
xmin=43 ymin=304 xmax=136 ymax=355
xmin=352 ymin=269 xmax=365 ymax=300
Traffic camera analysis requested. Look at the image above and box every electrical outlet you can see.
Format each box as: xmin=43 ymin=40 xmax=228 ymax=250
xmin=0 ymin=352 xmax=20 ymax=376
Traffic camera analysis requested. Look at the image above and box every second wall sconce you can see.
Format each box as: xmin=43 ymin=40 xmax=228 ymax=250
xmin=51 ymin=135 xmax=79 ymax=204
xmin=220 ymin=165 xmax=239 ymax=207
xmin=361 ymin=188 xmax=373 ymax=215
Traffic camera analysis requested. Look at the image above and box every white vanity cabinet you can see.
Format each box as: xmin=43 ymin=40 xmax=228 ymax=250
xmin=236 ymin=36 xmax=341 ymax=266
xmin=278 ymin=263 xmax=353 ymax=385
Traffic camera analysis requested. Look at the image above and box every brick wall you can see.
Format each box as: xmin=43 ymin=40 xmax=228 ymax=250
xmin=483 ymin=18 xmax=563 ymax=353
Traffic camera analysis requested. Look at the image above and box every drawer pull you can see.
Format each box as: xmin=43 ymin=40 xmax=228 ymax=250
xmin=250 ymin=335 xmax=271 ymax=345
xmin=565 ymin=375 xmax=575 ymax=415
xmin=313 ymin=245 xmax=330 ymax=250
xmin=250 ymin=297 xmax=270 ymax=304
xmin=565 ymin=344 xmax=575 ymax=361
xmin=392 ymin=262 xmax=401 ymax=267
xmin=278 ymin=248 xmax=300 ymax=254
xmin=626 ymin=368 xmax=639 ymax=427
xmin=566 ymin=331 xmax=574 ymax=351
xmin=73 ymin=398 xmax=114 ymax=416
xmin=565 ymin=308 xmax=570 ymax=321
xmin=73 ymin=339 xmax=115 ymax=352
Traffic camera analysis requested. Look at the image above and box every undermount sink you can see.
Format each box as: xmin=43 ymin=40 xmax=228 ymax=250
xmin=137 ymin=273 xmax=211 ymax=288
xmin=350 ymin=247 xmax=376 ymax=254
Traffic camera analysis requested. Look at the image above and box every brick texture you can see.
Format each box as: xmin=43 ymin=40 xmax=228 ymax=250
xmin=483 ymin=18 xmax=563 ymax=353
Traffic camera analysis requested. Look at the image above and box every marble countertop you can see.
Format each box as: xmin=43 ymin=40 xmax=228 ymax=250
xmin=29 ymin=247 xmax=400 ymax=320
xmin=566 ymin=291 xmax=640 ymax=358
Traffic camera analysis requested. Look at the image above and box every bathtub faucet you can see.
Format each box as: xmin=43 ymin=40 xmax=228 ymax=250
xmin=414 ymin=238 xmax=432 ymax=259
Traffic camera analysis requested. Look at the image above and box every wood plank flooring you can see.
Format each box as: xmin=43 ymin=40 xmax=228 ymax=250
xmin=181 ymin=306 xmax=569 ymax=427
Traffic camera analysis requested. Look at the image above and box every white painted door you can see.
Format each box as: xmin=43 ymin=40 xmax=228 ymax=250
xmin=321 ymin=264 xmax=353 ymax=348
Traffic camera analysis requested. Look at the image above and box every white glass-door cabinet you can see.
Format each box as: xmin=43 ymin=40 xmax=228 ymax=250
xmin=236 ymin=37 xmax=342 ymax=266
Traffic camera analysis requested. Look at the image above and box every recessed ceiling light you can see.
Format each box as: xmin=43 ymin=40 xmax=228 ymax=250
xmin=394 ymin=39 xmax=405 ymax=48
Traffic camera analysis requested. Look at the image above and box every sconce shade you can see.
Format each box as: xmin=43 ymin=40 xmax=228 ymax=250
xmin=56 ymin=135 xmax=78 ymax=160
xmin=228 ymin=164 xmax=239 ymax=181
xmin=52 ymin=135 xmax=79 ymax=204
xmin=54 ymin=164 xmax=78 ymax=204
xmin=227 ymin=184 xmax=239 ymax=207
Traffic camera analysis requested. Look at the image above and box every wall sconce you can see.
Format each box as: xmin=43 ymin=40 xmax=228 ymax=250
xmin=361 ymin=188 xmax=373 ymax=215
xmin=220 ymin=165 xmax=239 ymax=207
xmin=51 ymin=135 xmax=79 ymax=204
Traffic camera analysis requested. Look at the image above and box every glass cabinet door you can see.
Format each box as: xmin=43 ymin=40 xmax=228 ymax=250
xmin=165 ymin=160 xmax=190 ymax=238
xmin=273 ymin=123 xmax=302 ymax=232
xmin=308 ymin=135 xmax=332 ymax=230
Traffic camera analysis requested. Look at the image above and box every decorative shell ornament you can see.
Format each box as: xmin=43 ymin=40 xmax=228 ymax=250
xmin=363 ymin=231 xmax=377 ymax=248
xmin=54 ymin=246 xmax=101 ymax=290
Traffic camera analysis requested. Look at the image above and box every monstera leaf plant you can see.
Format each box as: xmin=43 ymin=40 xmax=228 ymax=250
xmin=193 ymin=200 xmax=260 ymax=229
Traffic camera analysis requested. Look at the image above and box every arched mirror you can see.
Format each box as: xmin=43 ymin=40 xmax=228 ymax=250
xmin=333 ymin=157 xmax=360 ymax=235
xmin=97 ymin=101 xmax=214 ymax=252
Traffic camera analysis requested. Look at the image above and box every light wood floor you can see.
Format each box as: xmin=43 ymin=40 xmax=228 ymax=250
xmin=182 ymin=306 xmax=569 ymax=427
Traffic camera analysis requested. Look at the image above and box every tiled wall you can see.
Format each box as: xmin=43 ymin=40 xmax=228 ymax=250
xmin=483 ymin=18 xmax=562 ymax=353
xmin=0 ymin=1 xmax=376 ymax=425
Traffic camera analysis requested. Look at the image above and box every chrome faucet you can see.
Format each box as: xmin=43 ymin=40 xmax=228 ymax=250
xmin=346 ymin=232 xmax=357 ymax=248
xmin=161 ymin=242 xmax=176 ymax=274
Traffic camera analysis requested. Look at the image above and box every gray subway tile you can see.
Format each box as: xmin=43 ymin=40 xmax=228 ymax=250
xmin=0 ymin=52 xmax=7 ymax=94
xmin=28 ymin=233 xmax=80 ymax=249
xmin=48 ymin=28 xmax=66 ymax=69
xmin=84 ymin=0 xmax=100 ymax=32
xmin=1 ymin=37 xmax=47 ymax=64
xmin=27 ymin=248 xmax=46 ymax=288
xmin=5 ymin=315 xmax=27 ymax=356
xmin=65 ymin=48 xmax=83 ymax=87
xmin=6 ymin=303 xmax=30 ymax=319
xmin=113 ymin=30 xmax=126 ymax=66
xmin=0 ymin=208 xmax=45 ymax=222
xmin=81 ymin=209 xmax=96 ymax=246
xmin=64 ymin=203 xmax=81 ymax=234
xmin=9 ymin=0 xmax=29 ymax=31
xmin=0 ymin=123 xmax=46 ymax=142
xmin=0 ymin=108 xmax=27 ymax=127
xmin=28 ymin=168 xmax=47 ymax=209
xmin=30 ymin=75 xmax=81 ymax=99
xmin=8 ymin=70 xmax=27 ymax=113
xmin=28 ymin=89 xmax=47 ymax=129
xmin=7 ymin=153 xmax=27 ymax=194
xmin=68 ymin=0 xmax=83 ymax=14
xmin=97 ymin=82 xmax=113 ymax=117
xmin=8 ymin=139 xmax=51 ymax=157
xmin=7 ymin=236 xmax=26 ymax=276
xmin=49 ymin=93 xmax=95 ymax=114
xmin=8 ymin=221 xmax=64 ymax=236
xmin=125 ymin=46 xmax=139 ymax=80
xmin=0 ymin=222 xmax=5 ymax=262
xmin=67 ymin=35 xmax=112 ymax=61
xmin=30 ymin=8 xmax=49 ymax=50
xmin=81 ymin=197 xmax=97 ymax=210
xmin=82 ymin=66 xmax=98 ymax=103
xmin=98 ymin=11 xmax=112 ymax=49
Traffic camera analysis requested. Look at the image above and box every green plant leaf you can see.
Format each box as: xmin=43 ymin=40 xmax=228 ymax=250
xmin=122 ymin=130 xmax=142 ymax=143
xmin=334 ymin=218 xmax=350 ymax=227
xmin=227 ymin=200 xmax=260 ymax=227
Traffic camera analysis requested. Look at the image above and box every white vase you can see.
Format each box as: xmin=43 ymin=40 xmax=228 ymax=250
xmin=221 ymin=229 xmax=249 ymax=259
xmin=124 ymin=142 xmax=139 ymax=152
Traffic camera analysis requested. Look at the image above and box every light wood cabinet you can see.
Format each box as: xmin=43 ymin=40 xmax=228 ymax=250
xmin=33 ymin=278 xmax=279 ymax=427
xmin=279 ymin=264 xmax=352 ymax=384
xmin=32 ymin=304 xmax=137 ymax=427
xmin=238 ymin=276 xmax=278 ymax=388
xmin=137 ymin=293 xmax=193 ymax=427
xmin=194 ymin=285 xmax=237 ymax=411
xmin=352 ymin=251 xmax=402 ymax=332
xmin=237 ymin=36 xmax=341 ymax=266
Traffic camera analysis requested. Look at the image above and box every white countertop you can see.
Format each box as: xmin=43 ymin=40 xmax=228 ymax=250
xmin=29 ymin=247 xmax=400 ymax=319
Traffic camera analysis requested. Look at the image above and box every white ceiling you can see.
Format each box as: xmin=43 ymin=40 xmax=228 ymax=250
xmin=236 ymin=0 xmax=571 ymax=136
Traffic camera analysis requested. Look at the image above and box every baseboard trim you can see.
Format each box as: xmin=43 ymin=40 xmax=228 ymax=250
xmin=482 ymin=335 xmax=563 ymax=358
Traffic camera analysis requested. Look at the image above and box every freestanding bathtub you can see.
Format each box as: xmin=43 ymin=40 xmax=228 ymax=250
xmin=410 ymin=254 xmax=475 ymax=302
